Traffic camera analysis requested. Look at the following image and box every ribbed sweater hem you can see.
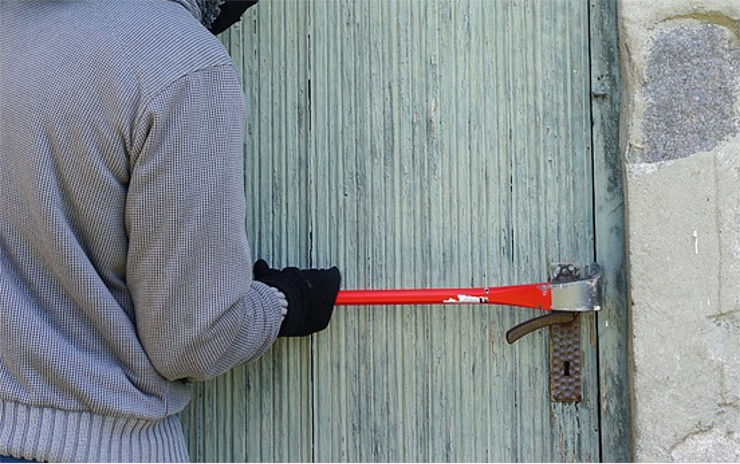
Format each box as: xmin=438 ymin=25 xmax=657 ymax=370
xmin=0 ymin=399 xmax=189 ymax=462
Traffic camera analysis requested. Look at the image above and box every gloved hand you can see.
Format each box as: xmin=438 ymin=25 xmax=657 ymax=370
xmin=253 ymin=259 xmax=341 ymax=337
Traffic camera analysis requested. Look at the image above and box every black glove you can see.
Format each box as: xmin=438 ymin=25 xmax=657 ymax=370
xmin=253 ymin=259 xmax=341 ymax=337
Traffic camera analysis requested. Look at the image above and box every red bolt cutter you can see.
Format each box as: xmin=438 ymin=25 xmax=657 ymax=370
xmin=335 ymin=263 xmax=601 ymax=313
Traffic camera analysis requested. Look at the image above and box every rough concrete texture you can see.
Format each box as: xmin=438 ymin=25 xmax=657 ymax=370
xmin=620 ymin=0 xmax=740 ymax=461
xmin=627 ymin=145 xmax=740 ymax=461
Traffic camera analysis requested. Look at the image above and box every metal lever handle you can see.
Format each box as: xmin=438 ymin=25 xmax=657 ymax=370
xmin=505 ymin=311 xmax=577 ymax=344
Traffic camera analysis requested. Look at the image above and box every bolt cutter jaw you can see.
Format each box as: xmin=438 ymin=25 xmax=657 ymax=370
xmin=505 ymin=263 xmax=601 ymax=344
xmin=548 ymin=263 xmax=602 ymax=312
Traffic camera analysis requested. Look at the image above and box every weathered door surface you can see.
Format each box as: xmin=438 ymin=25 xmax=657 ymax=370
xmin=181 ymin=0 xmax=627 ymax=461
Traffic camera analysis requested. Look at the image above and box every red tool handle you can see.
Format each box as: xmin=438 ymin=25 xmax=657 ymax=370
xmin=335 ymin=282 xmax=553 ymax=310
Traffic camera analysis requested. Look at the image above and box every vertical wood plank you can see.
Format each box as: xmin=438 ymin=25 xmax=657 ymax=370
xmin=589 ymin=0 xmax=630 ymax=461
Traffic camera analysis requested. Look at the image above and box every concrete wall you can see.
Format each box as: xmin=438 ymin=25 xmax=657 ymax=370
xmin=619 ymin=0 xmax=740 ymax=461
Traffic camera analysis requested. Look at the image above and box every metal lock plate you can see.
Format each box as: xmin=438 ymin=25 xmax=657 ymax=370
xmin=549 ymin=264 xmax=583 ymax=402
xmin=550 ymin=313 xmax=582 ymax=402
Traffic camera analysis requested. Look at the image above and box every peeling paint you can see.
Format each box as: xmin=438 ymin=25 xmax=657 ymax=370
xmin=442 ymin=295 xmax=488 ymax=304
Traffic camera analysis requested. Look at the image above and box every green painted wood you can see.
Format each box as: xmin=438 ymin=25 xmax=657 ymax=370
xmin=180 ymin=0 xmax=624 ymax=461
xmin=588 ymin=0 xmax=630 ymax=461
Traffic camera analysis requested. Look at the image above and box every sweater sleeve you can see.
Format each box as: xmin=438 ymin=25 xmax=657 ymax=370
xmin=125 ymin=64 xmax=283 ymax=382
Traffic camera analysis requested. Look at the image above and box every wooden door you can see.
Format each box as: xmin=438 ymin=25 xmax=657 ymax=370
xmin=181 ymin=0 xmax=627 ymax=461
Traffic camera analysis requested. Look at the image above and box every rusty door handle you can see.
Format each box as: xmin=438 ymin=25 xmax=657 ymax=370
xmin=505 ymin=311 xmax=578 ymax=344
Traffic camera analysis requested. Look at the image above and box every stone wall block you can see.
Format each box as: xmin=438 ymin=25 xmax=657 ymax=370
xmin=620 ymin=1 xmax=740 ymax=461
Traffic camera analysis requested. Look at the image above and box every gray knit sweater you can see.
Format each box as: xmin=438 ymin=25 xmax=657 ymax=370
xmin=0 ymin=1 xmax=285 ymax=461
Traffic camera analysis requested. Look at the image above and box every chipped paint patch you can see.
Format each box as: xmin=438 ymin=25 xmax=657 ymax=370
xmin=442 ymin=295 xmax=489 ymax=304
